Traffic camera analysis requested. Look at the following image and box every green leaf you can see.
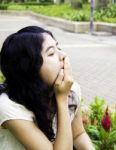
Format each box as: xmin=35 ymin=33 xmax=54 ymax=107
xmin=107 ymin=130 xmax=116 ymax=145
xmin=114 ymin=144 xmax=116 ymax=150
xmin=92 ymin=140 xmax=101 ymax=150
xmin=86 ymin=125 xmax=100 ymax=140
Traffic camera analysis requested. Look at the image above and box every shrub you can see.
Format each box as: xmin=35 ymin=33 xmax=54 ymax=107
xmin=1 ymin=3 xmax=116 ymax=23
xmin=82 ymin=97 xmax=116 ymax=150
xmin=94 ymin=4 xmax=116 ymax=21
xmin=0 ymin=4 xmax=8 ymax=10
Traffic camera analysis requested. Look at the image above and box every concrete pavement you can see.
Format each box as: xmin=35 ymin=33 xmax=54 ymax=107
xmin=0 ymin=10 xmax=116 ymax=35
xmin=0 ymin=14 xmax=116 ymax=107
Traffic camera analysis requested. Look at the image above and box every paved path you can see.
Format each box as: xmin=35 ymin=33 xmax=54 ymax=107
xmin=0 ymin=15 xmax=116 ymax=108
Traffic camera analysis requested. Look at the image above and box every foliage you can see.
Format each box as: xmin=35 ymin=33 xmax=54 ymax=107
xmin=94 ymin=4 xmax=116 ymax=22
xmin=82 ymin=97 xmax=116 ymax=150
xmin=0 ymin=0 xmax=53 ymax=5
xmin=89 ymin=96 xmax=106 ymax=125
xmin=0 ymin=4 xmax=8 ymax=9
xmin=4 ymin=3 xmax=90 ymax=21
xmin=82 ymin=0 xmax=88 ymax=3
xmin=0 ymin=3 xmax=116 ymax=22
xmin=63 ymin=11 xmax=89 ymax=21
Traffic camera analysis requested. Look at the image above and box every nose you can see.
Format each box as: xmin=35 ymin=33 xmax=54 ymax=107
xmin=59 ymin=51 xmax=66 ymax=61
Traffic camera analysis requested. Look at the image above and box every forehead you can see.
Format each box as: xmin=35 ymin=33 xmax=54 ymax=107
xmin=42 ymin=33 xmax=56 ymax=51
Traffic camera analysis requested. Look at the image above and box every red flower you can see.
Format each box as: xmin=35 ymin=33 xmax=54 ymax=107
xmin=101 ymin=106 xmax=112 ymax=132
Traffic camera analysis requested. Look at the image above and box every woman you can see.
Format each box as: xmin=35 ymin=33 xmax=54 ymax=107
xmin=0 ymin=26 xmax=95 ymax=150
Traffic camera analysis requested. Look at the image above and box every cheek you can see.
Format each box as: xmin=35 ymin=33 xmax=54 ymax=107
xmin=40 ymin=61 xmax=60 ymax=85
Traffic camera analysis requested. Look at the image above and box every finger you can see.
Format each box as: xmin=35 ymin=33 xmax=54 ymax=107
xmin=54 ymin=69 xmax=64 ymax=87
xmin=63 ymin=57 xmax=72 ymax=81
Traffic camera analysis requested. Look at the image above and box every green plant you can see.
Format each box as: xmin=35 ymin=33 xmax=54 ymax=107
xmin=1 ymin=3 xmax=116 ymax=23
xmin=82 ymin=0 xmax=88 ymax=3
xmin=94 ymin=4 xmax=116 ymax=22
xmin=82 ymin=97 xmax=116 ymax=150
xmin=89 ymin=96 xmax=106 ymax=125
xmin=0 ymin=4 xmax=8 ymax=10
xmin=111 ymin=104 xmax=116 ymax=129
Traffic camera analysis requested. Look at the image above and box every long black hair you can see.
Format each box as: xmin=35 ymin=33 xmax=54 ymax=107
xmin=0 ymin=26 xmax=57 ymax=141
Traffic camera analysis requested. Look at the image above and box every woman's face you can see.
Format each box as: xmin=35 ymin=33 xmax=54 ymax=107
xmin=40 ymin=33 xmax=66 ymax=86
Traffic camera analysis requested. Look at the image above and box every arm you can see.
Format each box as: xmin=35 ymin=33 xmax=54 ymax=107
xmin=53 ymin=56 xmax=73 ymax=150
xmin=3 ymin=100 xmax=72 ymax=150
xmin=3 ymin=57 xmax=73 ymax=150
xmin=54 ymin=96 xmax=73 ymax=150
xmin=72 ymin=106 xmax=95 ymax=150
xmin=3 ymin=120 xmax=53 ymax=150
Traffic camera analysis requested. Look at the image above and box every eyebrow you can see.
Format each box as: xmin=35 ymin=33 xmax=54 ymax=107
xmin=45 ymin=41 xmax=58 ymax=53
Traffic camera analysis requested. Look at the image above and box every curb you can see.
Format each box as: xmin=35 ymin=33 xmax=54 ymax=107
xmin=0 ymin=10 xmax=116 ymax=35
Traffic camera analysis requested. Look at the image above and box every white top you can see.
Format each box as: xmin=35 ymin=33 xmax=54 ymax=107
xmin=0 ymin=82 xmax=81 ymax=150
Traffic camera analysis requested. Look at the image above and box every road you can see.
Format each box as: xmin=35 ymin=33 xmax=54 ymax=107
xmin=0 ymin=15 xmax=116 ymax=107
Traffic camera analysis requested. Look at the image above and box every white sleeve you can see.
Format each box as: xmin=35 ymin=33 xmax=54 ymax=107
xmin=0 ymin=93 xmax=34 ymax=126
xmin=71 ymin=81 xmax=82 ymax=114
xmin=71 ymin=81 xmax=82 ymax=103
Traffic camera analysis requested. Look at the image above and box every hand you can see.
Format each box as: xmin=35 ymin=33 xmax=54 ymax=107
xmin=54 ymin=57 xmax=73 ymax=100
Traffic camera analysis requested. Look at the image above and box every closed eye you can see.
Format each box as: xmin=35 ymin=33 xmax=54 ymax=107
xmin=48 ymin=53 xmax=54 ymax=56
xmin=48 ymin=48 xmax=55 ymax=56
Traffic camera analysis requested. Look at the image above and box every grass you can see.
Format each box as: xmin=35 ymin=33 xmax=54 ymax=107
xmin=0 ymin=3 xmax=116 ymax=23
xmin=6 ymin=3 xmax=91 ymax=21
xmin=8 ymin=3 xmax=90 ymax=19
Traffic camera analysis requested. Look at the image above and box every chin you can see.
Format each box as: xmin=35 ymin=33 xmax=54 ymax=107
xmin=50 ymin=73 xmax=59 ymax=87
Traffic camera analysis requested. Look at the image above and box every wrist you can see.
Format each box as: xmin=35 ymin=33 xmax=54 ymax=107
xmin=56 ymin=94 xmax=68 ymax=100
xmin=56 ymin=96 xmax=69 ymax=106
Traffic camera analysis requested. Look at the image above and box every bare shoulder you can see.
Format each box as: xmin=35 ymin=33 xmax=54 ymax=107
xmin=3 ymin=120 xmax=52 ymax=150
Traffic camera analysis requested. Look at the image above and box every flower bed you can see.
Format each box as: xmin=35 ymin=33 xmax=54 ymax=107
xmin=82 ymin=96 xmax=116 ymax=150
